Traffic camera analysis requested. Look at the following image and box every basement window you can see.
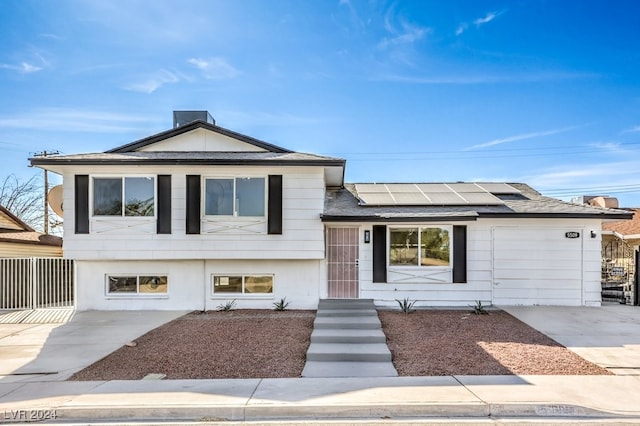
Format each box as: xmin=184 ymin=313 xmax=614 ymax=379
xmin=212 ymin=275 xmax=273 ymax=295
xmin=107 ymin=275 xmax=168 ymax=295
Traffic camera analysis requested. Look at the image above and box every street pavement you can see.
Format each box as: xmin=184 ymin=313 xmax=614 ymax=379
xmin=0 ymin=306 xmax=639 ymax=423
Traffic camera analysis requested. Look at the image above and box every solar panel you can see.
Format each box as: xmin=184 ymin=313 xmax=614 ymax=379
xmin=476 ymin=183 xmax=520 ymax=194
xmin=354 ymin=182 xmax=508 ymax=206
xmin=416 ymin=183 xmax=451 ymax=193
xmin=356 ymin=192 xmax=396 ymax=205
xmin=447 ymin=183 xmax=485 ymax=193
xmin=456 ymin=192 xmax=503 ymax=204
xmin=354 ymin=183 xmax=384 ymax=193
xmin=392 ymin=192 xmax=431 ymax=204
xmin=427 ymin=192 xmax=467 ymax=204
xmin=384 ymin=183 xmax=422 ymax=193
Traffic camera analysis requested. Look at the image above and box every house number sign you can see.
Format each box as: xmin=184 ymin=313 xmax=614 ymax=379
xmin=565 ymin=231 xmax=580 ymax=239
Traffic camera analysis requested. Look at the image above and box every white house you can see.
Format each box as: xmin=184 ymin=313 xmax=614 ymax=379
xmin=30 ymin=111 xmax=631 ymax=310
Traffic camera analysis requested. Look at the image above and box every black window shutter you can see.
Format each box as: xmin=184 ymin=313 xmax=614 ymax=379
xmin=372 ymin=225 xmax=387 ymax=283
xmin=185 ymin=175 xmax=201 ymax=234
xmin=267 ymin=175 xmax=283 ymax=235
xmin=157 ymin=175 xmax=171 ymax=234
xmin=74 ymin=175 xmax=89 ymax=234
xmin=453 ymin=225 xmax=467 ymax=283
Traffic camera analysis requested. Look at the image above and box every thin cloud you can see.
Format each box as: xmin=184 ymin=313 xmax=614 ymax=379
xmin=0 ymin=62 xmax=43 ymax=74
xmin=622 ymin=126 xmax=640 ymax=133
xmin=374 ymin=71 xmax=598 ymax=85
xmin=125 ymin=70 xmax=180 ymax=94
xmin=379 ymin=5 xmax=430 ymax=49
xmin=456 ymin=10 xmax=505 ymax=36
xmin=0 ymin=108 xmax=154 ymax=133
xmin=466 ymin=126 xmax=579 ymax=150
xmin=474 ymin=11 xmax=501 ymax=26
xmin=188 ymin=57 xmax=239 ymax=80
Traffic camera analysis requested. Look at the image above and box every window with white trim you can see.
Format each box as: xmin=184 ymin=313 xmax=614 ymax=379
xmin=107 ymin=275 xmax=168 ymax=295
xmin=204 ymin=177 xmax=265 ymax=217
xmin=93 ymin=177 xmax=155 ymax=217
xmin=212 ymin=275 xmax=273 ymax=294
xmin=389 ymin=227 xmax=451 ymax=267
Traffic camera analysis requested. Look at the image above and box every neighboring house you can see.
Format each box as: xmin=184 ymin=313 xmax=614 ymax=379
xmin=0 ymin=205 xmax=62 ymax=257
xmin=29 ymin=111 xmax=631 ymax=310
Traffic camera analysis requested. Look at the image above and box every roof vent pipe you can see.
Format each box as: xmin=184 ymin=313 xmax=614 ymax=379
xmin=173 ymin=111 xmax=215 ymax=128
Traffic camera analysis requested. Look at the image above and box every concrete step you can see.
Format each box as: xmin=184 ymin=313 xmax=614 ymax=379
xmin=306 ymin=343 xmax=392 ymax=362
xmin=315 ymin=308 xmax=378 ymax=317
xmin=313 ymin=316 xmax=381 ymax=330
xmin=301 ymin=361 xmax=398 ymax=377
xmin=310 ymin=328 xmax=387 ymax=344
xmin=318 ymin=299 xmax=375 ymax=309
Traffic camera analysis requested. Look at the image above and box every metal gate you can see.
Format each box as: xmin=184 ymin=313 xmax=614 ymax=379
xmin=602 ymin=239 xmax=635 ymax=304
xmin=0 ymin=258 xmax=75 ymax=310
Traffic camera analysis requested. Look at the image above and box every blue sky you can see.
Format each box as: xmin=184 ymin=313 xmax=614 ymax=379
xmin=2 ymin=0 xmax=640 ymax=205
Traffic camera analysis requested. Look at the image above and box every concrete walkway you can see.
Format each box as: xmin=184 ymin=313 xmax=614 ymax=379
xmin=302 ymin=299 xmax=397 ymax=377
xmin=503 ymin=304 xmax=640 ymax=375
xmin=0 ymin=310 xmax=187 ymax=382
xmin=1 ymin=306 xmax=640 ymax=422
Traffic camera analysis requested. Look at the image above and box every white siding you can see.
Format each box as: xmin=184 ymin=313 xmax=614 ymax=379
xmin=61 ymin=165 xmax=326 ymax=260
xmin=139 ymin=128 xmax=268 ymax=152
xmin=355 ymin=218 xmax=603 ymax=308
xmin=76 ymin=259 xmax=322 ymax=310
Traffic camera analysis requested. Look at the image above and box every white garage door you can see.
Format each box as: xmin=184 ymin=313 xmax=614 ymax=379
xmin=492 ymin=227 xmax=584 ymax=306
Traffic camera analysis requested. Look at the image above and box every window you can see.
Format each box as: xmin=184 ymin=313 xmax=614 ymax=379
xmin=107 ymin=275 xmax=168 ymax=295
xmin=389 ymin=227 xmax=450 ymax=267
xmin=205 ymin=177 xmax=265 ymax=217
xmin=93 ymin=177 xmax=155 ymax=216
xmin=212 ymin=275 xmax=273 ymax=294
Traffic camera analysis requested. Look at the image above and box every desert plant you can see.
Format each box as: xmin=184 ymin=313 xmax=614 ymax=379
xmin=470 ymin=300 xmax=489 ymax=315
xmin=273 ymin=297 xmax=290 ymax=311
xmin=217 ymin=299 xmax=237 ymax=311
xmin=395 ymin=298 xmax=416 ymax=314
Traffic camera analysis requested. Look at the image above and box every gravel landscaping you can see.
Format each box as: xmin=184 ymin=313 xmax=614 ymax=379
xmin=379 ymin=310 xmax=610 ymax=376
xmin=69 ymin=308 xmax=610 ymax=380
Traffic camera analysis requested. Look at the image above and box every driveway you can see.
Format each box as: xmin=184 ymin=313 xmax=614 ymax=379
xmin=503 ymin=304 xmax=640 ymax=375
xmin=0 ymin=310 xmax=187 ymax=383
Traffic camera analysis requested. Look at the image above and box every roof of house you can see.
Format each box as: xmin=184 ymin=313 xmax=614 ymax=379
xmin=28 ymin=150 xmax=345 ymax=167
xmin=0 ymin=205 xmax=62 ymax=247
xmin=29 ymin=120 xmax=346 ymax=187
xmin=602 ymin=208 xmax=640 ymax=238
xmin=322 ymin=183 xmax=633 ymax=221
xmin=107 ymin=120 xmax=293 ymax=153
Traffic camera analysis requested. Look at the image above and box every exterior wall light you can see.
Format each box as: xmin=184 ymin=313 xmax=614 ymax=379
xmin=364 ymin=230 xmax=371 ymax=244
xmin=591 ymin=230 xmax=597 ymax=238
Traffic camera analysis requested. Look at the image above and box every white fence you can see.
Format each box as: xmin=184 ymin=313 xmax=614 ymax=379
xmin=0 ymin=258 xmax=75 ymax=310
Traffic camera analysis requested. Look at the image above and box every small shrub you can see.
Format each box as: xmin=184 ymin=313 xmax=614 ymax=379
xmin=470 ymin=300 xmax=489 ymax=315
xmin=395 ymin=298 xmax=416 ymax=314
xmin=217 ymin=300 xmax=237 ymax=311
xmin=273 ymin=297 xmax=290 ymax=311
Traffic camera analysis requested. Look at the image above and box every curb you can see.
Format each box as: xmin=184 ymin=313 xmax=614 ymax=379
xmin=5 ymin=402 xmax=637 ymax=423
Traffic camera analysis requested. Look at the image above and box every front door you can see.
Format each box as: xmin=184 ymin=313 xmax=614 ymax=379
xmin=327 ymin=227 xmax=359 ymax=298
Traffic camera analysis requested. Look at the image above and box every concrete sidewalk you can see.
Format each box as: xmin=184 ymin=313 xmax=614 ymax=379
xmin=1 ymin=375 xmax=640 ymax=422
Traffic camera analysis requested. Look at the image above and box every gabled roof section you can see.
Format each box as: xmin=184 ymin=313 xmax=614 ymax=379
xmin=0 ymin=205 xmax=62 ymax=247
xmin=106 ymin=120 xmax=293 ymax=154
xmin=0 ymin=205 xmax=33 ymax=232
